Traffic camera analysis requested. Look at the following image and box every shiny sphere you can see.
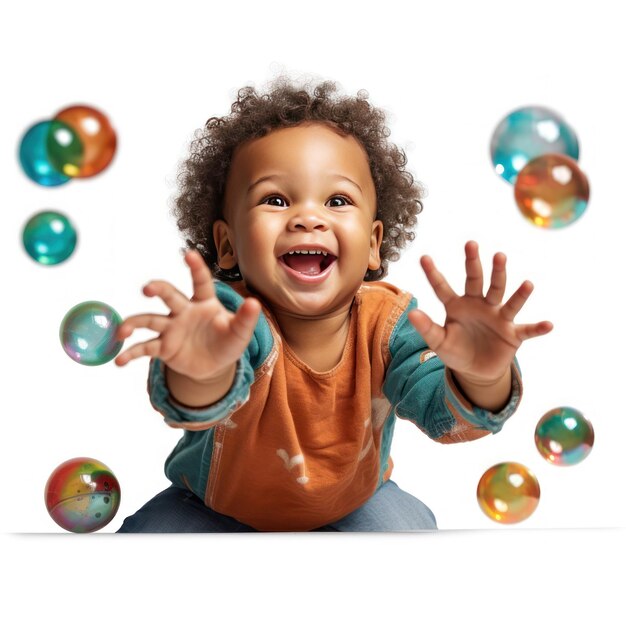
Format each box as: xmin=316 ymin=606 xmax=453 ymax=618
xmin=53 ymin=104 xmax=117 ymax=177
xmin=18 ymin=120 xmax=71 ymax=187
xmin=60 ymin=301 xmax=124 ymax=366
xmin=22 ymin=210 xmax=77 ymax=265
xmin=535 ymin=407 xmax=594 ymax=466
xmin=44 ymin=457 xmax=121 ymax=532
xmin=513 ymin=153 xmax=590 ymax=228
xmin=490 ymin=105 xmax=580 ymax=184
xmin=477 ymin=462 xmax=540 ymax=524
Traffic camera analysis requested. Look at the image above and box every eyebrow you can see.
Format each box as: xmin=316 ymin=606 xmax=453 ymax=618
xmin=247 ymin=173 xmax=363 ymax=195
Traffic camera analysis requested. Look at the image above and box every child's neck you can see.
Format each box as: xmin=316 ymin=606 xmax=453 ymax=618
xmin=275 ymin=303 xmax=353 ymax=372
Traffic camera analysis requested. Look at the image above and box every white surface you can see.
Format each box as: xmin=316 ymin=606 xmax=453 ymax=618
xmin=1 ymin=0 xmax=623 ymax=620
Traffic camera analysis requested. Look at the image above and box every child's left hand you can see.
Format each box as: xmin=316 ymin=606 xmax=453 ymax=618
xmin=408 ymin=240 xmax=553 ymax=387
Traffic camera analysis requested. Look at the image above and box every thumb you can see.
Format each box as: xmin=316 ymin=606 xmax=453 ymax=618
xmin=229 ymin=297 xmax=262 ymax=343
xmin=408 ymin=309 xmax=445 ymax=352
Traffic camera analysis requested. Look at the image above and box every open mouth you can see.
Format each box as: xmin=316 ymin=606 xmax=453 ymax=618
xmin=279 ymin=252 xmax=337 ymax=276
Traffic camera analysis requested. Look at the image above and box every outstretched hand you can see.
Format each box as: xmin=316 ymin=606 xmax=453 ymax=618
xmin=408 ymin=241 xmax=553 ymax=387
xmin=114 ymin=249 xmax=261 ymax=383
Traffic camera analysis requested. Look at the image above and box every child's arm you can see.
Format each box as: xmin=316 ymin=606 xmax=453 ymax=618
xmin=115 ymin=250 xmax=261 ymax=409
xmin=408 ymin=240 xmax=552 ymax=411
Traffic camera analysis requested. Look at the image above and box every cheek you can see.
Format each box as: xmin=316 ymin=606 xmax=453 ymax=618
xmin=337 ymin=219 xmax=375 ymax=250
xmin=238 ymin=220 xmax=277 ymax=261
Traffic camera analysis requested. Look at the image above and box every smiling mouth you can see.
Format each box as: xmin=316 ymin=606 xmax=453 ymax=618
xmin=279 ymin=252 xmax=338 ymax=275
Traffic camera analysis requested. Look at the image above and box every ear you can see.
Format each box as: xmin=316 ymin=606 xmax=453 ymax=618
xmin=213 ymin=219 xmax=238 ymax=269
xmin=368 ymin=219 xmax=384 ymax=270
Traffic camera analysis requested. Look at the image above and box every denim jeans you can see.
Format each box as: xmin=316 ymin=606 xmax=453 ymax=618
xmin=116 ymin=479 xmax=437 ymax=532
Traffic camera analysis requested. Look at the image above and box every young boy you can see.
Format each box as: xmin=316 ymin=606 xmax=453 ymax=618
xmin=115 ymin=77 xmax=552 ymax=532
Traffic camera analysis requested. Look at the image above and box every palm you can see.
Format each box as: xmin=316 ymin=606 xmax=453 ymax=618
xmin=408 ymin=241 xmax=552 ymax=384
xmin=114 ymin=250 xmax=261 ymax=381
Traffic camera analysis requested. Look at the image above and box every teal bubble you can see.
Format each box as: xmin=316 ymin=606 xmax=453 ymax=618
xmin=22 ymin=210 xmax=77 ymax=265
xmin=535 ymin=406 xmax=594 ymax=466
xmin=490 ymin=106 xmax=580 ymax=184
xmin=60 ymin=301 xmax=124 ymax=366
xmin=18 ymin=120 xmax=72 ymax=187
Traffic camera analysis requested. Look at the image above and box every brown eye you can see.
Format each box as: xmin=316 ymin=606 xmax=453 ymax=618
xmin=263 ymin=195 xmax=287 ymax=207
xmin=327 ymin=196 xmax=351 ymax=207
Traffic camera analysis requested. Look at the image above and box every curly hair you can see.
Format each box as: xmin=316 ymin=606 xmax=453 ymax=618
xmin=172 ymin=76 xmax=425 ymax=282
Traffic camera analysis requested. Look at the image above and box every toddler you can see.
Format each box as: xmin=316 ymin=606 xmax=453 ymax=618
xmin=115 ymin=77 xmax=552 ymax=532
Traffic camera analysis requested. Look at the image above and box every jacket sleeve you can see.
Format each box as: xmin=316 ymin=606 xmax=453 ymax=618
xmin=146 ymin=281 xmax=266 ymax=431
xmin=382 ymin=295 xmax=522 ymax=443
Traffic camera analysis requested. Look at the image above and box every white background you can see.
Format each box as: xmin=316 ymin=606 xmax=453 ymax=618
xmin=1 ymin=0 xmax=623 ymax=622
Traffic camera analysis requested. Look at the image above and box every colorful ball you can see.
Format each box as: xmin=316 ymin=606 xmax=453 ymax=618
xmin=60 ymin=301 xmax=124 ymax=366
xmin=53 ymin=105 xmax=117 ymax=177
xmin=490 ymin=105 xmax=580 ymax=184
xmin=44 ymin=457 xmax=121 ymax=533
xmin=513 ymin=153 xmax=590 ymax=228
xmin=535 ymin=406 xmax=594 ymax=466
xmin=18 ymin=120 xmax=71 ymax=187
xmin=22 ymin=210 xmax=77 ymax=265
xmin=476 ymin=462 xmax=540 ymax=524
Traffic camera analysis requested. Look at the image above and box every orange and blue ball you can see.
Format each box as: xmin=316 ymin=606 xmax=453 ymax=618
xmin=18 ymin=105 xmax=116 ymax=186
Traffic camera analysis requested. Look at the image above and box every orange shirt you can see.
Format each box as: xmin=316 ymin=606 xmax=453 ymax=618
xmin=148 ymin=280 xmax=522 ymax=531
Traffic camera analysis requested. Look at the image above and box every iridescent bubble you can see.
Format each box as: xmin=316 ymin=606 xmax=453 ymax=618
xmin=513 ymin=153 xmax=590 ymax=228
xmin=22 ymin=210 xmax=77 ymax=265
xmin=60 ymin=301 xmax=124 ymax=366
xmin=44 ymin=457 xmax=121 ymax=533
xmin=535 ymin=406 xmax=594 ymax=466
xmin=53 ymin=104 xmax=117 ymax=177
xmin=18 ymin=120 xmax=71 ymax=187
xmin=476 ymin=462 xmax=540 ymax=524
xmin=490 ymin=105 xmax=580 ymax=184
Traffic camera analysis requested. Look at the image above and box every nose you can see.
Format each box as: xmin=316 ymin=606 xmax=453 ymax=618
xmin=286 ymin=203 xmax=330 ymax=232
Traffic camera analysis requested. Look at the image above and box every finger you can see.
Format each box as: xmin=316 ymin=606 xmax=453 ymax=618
xmin=464 ymin=240 xmax=484 ymax=297
xmin=485 ymin=252 xmax=507 ymax=306
xmin=143 ymin=280 xmax=189 ymax=316
xmin=501 ymin=280 xmax=533 ymax=321
xmin=420 ymin=255 xmax=457 ymax=306
xmin=185 ymin=249 xmax=216 ymax=302
xmin=116 ymin=314 xmax=169 ymax=341
xmin=228 ymin=297 xmax=262 ymax=343
xmin=515 ymin=320 xmax=554 ymax=341
xmin=407 ymin=309 xmax=446 ymax=351
xmin=114 ymin=338 xmax=162 ymax=366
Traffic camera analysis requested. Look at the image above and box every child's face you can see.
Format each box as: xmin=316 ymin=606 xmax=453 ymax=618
xmin=214 ymin=122 xmax=383 ymax=317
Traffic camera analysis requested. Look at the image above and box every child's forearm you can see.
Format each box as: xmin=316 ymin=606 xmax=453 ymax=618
xmin=165 ymin=363 xmax=237 ymax=408
xmin=452 ymin=367 xmax=512 ymax=413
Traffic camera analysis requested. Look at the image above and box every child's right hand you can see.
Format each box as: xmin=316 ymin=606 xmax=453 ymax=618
xmin=114 ymin=249 xmax=261 ymax=383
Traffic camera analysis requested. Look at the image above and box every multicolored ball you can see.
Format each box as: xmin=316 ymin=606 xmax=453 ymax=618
xmin=535 ymin=406 xmax=594 ymax=466
xmin=44 ymin=457 xmax=121 ymax=533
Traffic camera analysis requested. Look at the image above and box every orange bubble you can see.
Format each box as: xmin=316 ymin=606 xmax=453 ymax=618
xmin=53 ymin=104 xmax=117 ymax=177
xmin=476 ymin=462 xmax=540 ymax=524
xmin=513 ymin=153 xmax=590 ymax=228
